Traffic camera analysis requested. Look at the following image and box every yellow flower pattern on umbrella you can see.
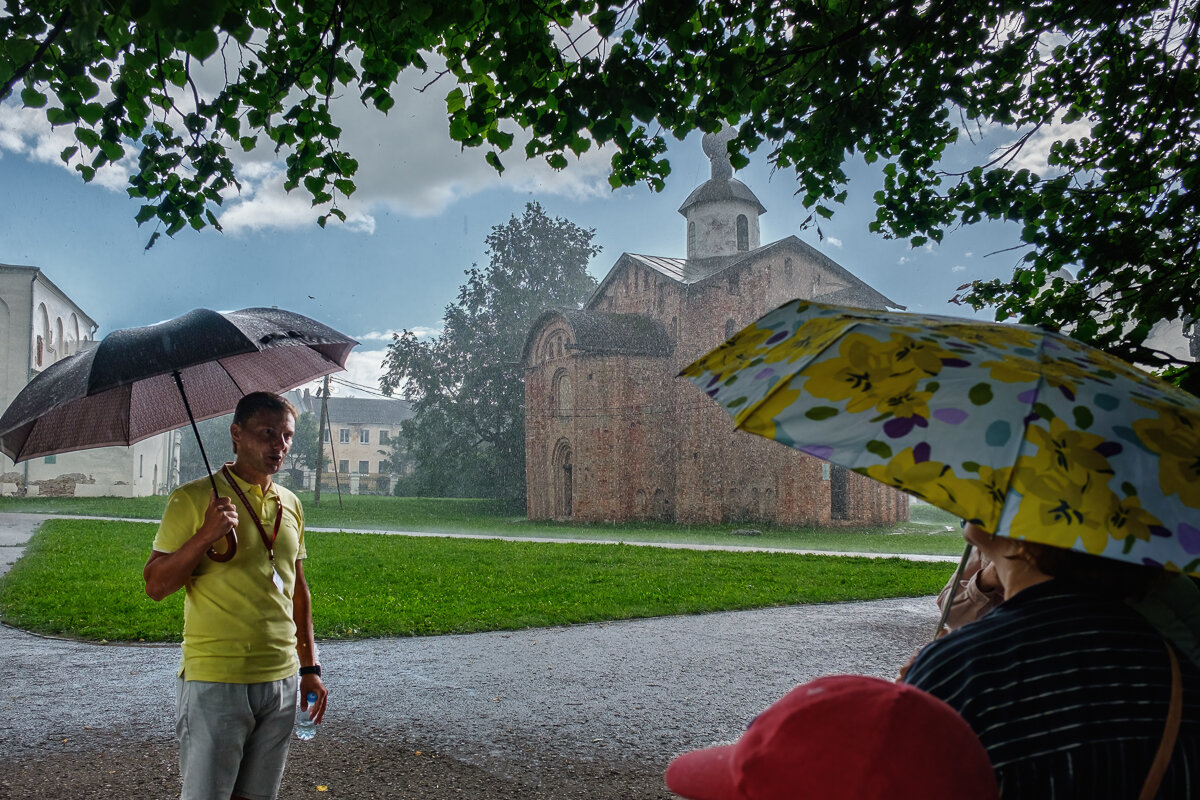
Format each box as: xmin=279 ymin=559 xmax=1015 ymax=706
xmin=1024 ymin=418 xmax=1117 ymax=482
xmin=1132 ymin=409 xmax=1200 ymax=508
xmin=682 ymin=297 xmax=1200 ymax=576
xmin=1009 ymin=467 xmax=1115 ymax=554
xmin=859 ymin=446 xmax=961 ymax=512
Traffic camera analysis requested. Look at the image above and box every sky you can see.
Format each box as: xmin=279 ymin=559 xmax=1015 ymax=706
xmin=0 ymin=66 xmax=1039 ymax=400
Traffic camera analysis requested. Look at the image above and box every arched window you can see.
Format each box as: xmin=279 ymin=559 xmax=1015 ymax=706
xmin=552 ymin=439 xmax=574 ymax=520
xmin=36 ymin=303 xmax=50 ymax=367
xmin=551 ymin=368 xmax=572 ymax=414
xmin=688 ymin=221 xmax=696 ymax=255
xmin=736 ymin=215 xmax=749 ymax=250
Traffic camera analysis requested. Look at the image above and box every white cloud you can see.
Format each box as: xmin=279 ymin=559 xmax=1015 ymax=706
xmin=217 ymin=164 xmax=376 ymax=234
xmin=340 ymin=347 xmax=390 ymax=394
xmin=952 ymin=265 xmax=966 ymax=272
xmin=2 ymin=52 xmax=615 ymax=236
xmin=898 ymin=255 xmax=913 ymax=265
xmin=825 ymin=236 xmax=843 ymax=248
xmin=295 ymin=347 xmax=390 ymax=398
xmin=1002 ymin=118 xmax=1094 ymax=174
xmin=354 ymin=326 xmax=440 ymax=342
xmin=0 ymin=101 xmax=132 ymax=190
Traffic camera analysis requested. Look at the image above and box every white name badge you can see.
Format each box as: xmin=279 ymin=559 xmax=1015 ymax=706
xmin=272 ymin=567 xmax=286 ymax=594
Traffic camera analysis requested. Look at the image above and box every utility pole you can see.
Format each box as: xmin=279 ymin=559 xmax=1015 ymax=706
xmin=314 ymin=376 xmax=329 ymax=507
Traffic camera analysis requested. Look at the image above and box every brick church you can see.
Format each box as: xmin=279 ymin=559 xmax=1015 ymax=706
xmin=523 ymin=131 xmax=910 ymax=526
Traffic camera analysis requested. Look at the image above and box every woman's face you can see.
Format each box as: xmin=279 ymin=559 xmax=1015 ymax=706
xmin=962 ymin=522 xmax=994 ymax=550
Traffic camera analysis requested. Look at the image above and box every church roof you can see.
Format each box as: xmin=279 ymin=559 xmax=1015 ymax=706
xmin=677 ymin=177 xmax=767 ymax=215
xmin=595 ymin=238 xmax=904 ymax=310
xmin=523 ymin=309 xmax=672 ymax=364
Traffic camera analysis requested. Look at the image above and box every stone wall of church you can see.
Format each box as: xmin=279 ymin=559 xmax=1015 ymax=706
xmin=667 ymin=251 xmax=908 ymax=526
xmin=526 ymin=342 xmax=676 ymax=522
xmin=525 ymin=245 xmax=909 ymax=527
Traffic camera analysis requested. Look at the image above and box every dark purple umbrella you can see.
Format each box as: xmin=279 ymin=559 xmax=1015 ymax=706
xmin=0 ymin=307 xmax=357 ymax=558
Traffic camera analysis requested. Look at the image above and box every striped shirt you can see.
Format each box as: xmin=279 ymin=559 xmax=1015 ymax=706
xmin=905 ymin=580 xmax=1200 ymax=798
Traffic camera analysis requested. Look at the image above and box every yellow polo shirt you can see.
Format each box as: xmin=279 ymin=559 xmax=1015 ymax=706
xmin=153 ymin=467 xmax=306 ymax=683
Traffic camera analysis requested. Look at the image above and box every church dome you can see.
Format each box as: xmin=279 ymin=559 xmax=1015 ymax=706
xmin=678 ymin=128 xmax=766 ymax=260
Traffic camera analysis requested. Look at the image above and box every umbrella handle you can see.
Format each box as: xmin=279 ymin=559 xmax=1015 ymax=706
xmin=933 ymin=541 xmax=974 ymax=639
xmin=208 ymin=530 xmax=237 ymax=562
xmin=172 ymin=371 xmax=238 ymax=562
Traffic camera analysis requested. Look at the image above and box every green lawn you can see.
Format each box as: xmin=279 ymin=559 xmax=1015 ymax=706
xmin=0 ymin=517 xmax=954 ymax=643
xmin=0 ymin=494 xmax=965 ymax=555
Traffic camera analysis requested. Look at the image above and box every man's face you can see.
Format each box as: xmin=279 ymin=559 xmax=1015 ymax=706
xmin=231 ymin=409 xmax=295 ymax=478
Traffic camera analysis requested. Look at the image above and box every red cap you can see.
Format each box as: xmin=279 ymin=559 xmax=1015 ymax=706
xmin=665 ymin=675 xmax=998 ymax=800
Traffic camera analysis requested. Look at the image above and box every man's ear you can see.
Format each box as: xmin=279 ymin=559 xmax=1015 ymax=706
xmin=229 ymin=423 xmax=240 ymax=455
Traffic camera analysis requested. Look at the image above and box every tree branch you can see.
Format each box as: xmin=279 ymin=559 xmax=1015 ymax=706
xmin=0 ymin=10 xmax=71 ymax=102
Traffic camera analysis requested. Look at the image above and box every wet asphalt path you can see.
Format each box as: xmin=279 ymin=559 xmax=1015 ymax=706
xmin=0 ymin=513 xmax=939 ymax=772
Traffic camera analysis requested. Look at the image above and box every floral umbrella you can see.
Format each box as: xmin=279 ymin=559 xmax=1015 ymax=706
xmin=681 ymin=299 xmax=1200 ymax=576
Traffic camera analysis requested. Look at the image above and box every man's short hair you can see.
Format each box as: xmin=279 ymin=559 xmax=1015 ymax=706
xmin=233 ymin=392 xmax=297 ymax=427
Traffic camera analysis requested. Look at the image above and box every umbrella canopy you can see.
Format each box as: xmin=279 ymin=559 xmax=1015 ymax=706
xmin=681 ymin=299 xmax=1200 ymax=575
xmin=0 ymin=307 xmax=357 ymax=462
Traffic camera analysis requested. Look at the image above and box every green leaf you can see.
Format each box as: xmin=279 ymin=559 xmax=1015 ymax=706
xmin=184 ymin=29 xmax=220 ymax=61
xmin=20 ymin=88 xmax=47 ymax=108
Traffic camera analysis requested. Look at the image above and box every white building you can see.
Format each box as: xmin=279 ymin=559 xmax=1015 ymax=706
xmin=287 ymin=390 xmax=413 ymax=495
xmin=0 ymin=263 xmax=180 ymax=497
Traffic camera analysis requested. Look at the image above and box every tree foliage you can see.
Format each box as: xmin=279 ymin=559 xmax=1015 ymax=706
xmin=177 ymin=413 xmax=233 ymax=484
xmin=380 ymin=202 xmax=599 ymax=505
xmin=285 ymin=410 xmax=319 ymax=472
xmin=3 ymin=1 xmax=1196 ymax=387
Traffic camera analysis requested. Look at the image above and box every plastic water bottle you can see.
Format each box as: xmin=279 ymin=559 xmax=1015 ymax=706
xmin=295 ymin=692 xmax=317 ymax=741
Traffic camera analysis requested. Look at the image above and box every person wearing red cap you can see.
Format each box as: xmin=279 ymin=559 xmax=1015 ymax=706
xmin=664 ymin=675 xmax=999 ymax=800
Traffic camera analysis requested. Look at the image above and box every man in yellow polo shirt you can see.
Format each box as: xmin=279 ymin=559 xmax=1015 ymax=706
xmin=145 ymin=392 xmax=327 ymax=800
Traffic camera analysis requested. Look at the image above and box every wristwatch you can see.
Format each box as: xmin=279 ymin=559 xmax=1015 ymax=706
xmin=299 ymin=664 xmax=322 ymax=677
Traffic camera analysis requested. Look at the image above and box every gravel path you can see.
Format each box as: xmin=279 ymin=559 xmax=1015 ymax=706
xmin=0 ymin=512 xmax=941 ymax=798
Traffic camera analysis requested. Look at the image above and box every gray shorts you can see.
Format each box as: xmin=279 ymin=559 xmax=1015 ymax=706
xmin=176 ymin=674 xmax=299 ymax=800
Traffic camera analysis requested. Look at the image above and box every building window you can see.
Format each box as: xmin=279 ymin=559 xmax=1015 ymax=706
xmin=379 ymin=430 xmax=390 ymax=444
xmin=339 ymin=428 xmax=350 ymax=444
xmin=139 ymin=454 xmax=144 ymax=478
xmin=656 ymin=284 xmax=666 ymax=313
xmin=323 ymin=428 xmax=331 ymax=442
xmin=688 ymin=221 xmax=696 ymax=255
xmin=725 ymin=319 xmax=736 ymax=339
xmin=358 ymin=460 xmax=370 ymax=474
xmin=44 ymin=455 xmax=56 ymax=464
xmin=359 ymin=429 xmax=370 ymax=444
xmin=784 ymin=257 xmax=794 ymax=280
xmin=338 ymin=459 xmax=349 ymax=474
xmin=552 ymin=368 xmax=571 ymax=413
xmin=736 ymin=214 xmax=749 ymax=250
xmin=728 ymin=272 xmax=740 ymax=295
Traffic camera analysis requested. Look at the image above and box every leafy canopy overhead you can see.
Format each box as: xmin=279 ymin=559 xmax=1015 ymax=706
xmin=2 ymin=0 xmax=1197 ymax=385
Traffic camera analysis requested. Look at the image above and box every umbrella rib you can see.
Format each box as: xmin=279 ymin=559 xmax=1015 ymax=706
xmin=993 ymin=333 xmax=1048 ymax=538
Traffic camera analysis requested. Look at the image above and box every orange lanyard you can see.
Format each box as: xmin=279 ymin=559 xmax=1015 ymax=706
xmin=221 ymin=465 xmax=282 ymax=563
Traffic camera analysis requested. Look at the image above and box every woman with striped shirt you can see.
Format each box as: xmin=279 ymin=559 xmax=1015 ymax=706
xmin=905 ymin=523 xmax=1199 ymax=798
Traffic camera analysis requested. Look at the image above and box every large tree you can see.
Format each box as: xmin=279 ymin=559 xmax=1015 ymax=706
xmin=380 ymin=202 xmax=599 ymax=505
xmin=177 ymin=413 xmax=233 ymax=484
xmin=3 ymin=1 xmax=1196 ymax=387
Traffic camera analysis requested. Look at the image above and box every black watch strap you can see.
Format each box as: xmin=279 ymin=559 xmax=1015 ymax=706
xmin=299 ymin=664 xmax=321 ymax=677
